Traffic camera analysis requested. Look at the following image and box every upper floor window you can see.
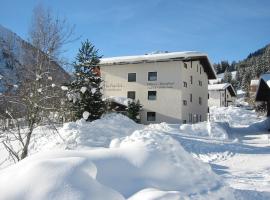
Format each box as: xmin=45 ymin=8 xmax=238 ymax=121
xmin=148 ymin=91 xmax=157 ymax=100
xmin=190 ymin=94 xmax=192 ymax=102
xmin=199 ymin=80 xmax=202 ymax=86
xmin=199 ymin=97 xmax=202 ymax=105
xmin=190 ymin=76 xmax=193 ymax=84
xmin=183 ymin=81 xmax=187 ymax=88
xmin=184 ymin=62 xmax=188 ymax=69
xmin=128 ymin=73 xmax=136 ymax=82
xmin=200 ymin=67 xmax=202 ymax=74
xmin=148 ymin=72 xmax=157 ymax=81
xmin=183 ymin=100 xmax=187 ymax=105
xmin=127 ymin=91 xmax=136 ymax=100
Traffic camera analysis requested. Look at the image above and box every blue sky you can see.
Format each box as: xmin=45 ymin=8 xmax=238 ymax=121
xmin=0 ymin=0 xmax=270 ymax=64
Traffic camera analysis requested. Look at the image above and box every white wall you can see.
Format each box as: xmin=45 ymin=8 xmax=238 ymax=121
xmin=209 ymin=89 xmax=235 ymax=107
xmin=101 ymin=60 xmax=208 ymax=124
xmin=180 ymin=61 xmax=208 ymax=123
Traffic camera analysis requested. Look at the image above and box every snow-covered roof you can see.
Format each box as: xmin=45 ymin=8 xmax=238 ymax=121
xmin=100 ymin=51 xmax=216 ymax=79
xmin=250 ymin=79 xmax=259 ymax=86
xmin=208 ymin=83 xmax=236 ymax=97
xmin=208 ymin=83 xmax=230 ymax=91
xmin=104 ymin=96 xmax=130 ymax=107
xmin=216 ymin=71 xmax=237 ymax=80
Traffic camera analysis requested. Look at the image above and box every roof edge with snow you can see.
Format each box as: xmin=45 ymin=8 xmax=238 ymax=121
xmin=99 ymin=51 xmax=217 ymax=79
xmin=208 ymin=83 xmax=237 ymax=97
xmin=255 ymin=73 xmax=270 ymax=101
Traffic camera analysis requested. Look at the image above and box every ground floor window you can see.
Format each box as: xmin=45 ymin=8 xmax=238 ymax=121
xmin=147 ymin=112 xmax=156 ymax=121
xmin=182 ymin=120 xmax=187 ymax=124
xmin=189 ymin=113 xmax=192 ymax=123
xmin=127 ymin=91 xmax=135 ymax=100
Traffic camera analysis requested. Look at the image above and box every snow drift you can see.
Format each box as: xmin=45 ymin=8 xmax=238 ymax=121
xmin=0 ymin=123 xmax=236 ymax=200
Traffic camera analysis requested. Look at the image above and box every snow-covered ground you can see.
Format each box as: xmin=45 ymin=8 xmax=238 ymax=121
xmin=0 ymin=106 xmax=270 ymax=199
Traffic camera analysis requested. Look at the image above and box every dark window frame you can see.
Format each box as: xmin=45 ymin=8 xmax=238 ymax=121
xmin=128 ymin=73 xmax=136 ymax=82
xmin=148 ymin=72 xmax=157 ymax=81
xmin=127 ymin=91 xmax=136 ymax=100
xmin=199 ymin=97 xmax=202 ymax=105
xmin=183 ymin=100 xmax=187 ymax=105
xmin=147 ymin=112 xmax=156 ymax=121
xmin=148 ymin=91 xmax=157 ymax=100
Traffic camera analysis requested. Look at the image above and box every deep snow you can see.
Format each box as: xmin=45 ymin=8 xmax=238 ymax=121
xmin=0 ymin=106 xmax=270 ymax=199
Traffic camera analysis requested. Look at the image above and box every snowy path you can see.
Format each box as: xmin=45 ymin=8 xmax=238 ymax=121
xmin=169 ymin=125 xmax=270 ymax=198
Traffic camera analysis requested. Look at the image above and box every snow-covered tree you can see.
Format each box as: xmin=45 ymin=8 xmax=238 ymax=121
xmin=127 ymin=100 xmax=142 ymax=123
xmin=223 ymin=70 xmax=232 ymax=83
xmin=68 ymin=40 xmax=105 ymax=121
xmin=0 ymin=5 xmax=74 ymax=161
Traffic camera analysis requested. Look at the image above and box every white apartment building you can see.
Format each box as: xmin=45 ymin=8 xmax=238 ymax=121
xmin=208 ymin=83 xmax=236 ymax=107
xmin=100 ymin=52 xmax=216 ymax=124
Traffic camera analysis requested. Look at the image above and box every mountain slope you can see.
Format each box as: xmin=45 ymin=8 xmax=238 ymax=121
xmin=0 ymin=24 xmax=70 ymax=94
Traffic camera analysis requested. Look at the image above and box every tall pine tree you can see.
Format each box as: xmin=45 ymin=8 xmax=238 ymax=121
xmin=68 ymin=40 xmax=105 ymax=121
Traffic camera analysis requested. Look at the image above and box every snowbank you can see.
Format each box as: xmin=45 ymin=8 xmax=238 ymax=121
xmin=0 ymin=153 xmax=125 ymax=200
xmin=0 ymin=127 xmax=236 ymax=200
xmin=58 ymin=113 xmax=143 ymax=149
xmin=180 ymin=121 xmax=229 ymax=139
xmin=210 ymin=106 xmax=267 ymax=132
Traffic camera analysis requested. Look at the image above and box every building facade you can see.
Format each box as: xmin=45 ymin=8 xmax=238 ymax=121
xmin=208 ymin=83 xmax=236 ymax=107
xmin=250 ymin=79 xmax=259 ymax=98
xmin=100 ymin=52 xmax=216 ymax=124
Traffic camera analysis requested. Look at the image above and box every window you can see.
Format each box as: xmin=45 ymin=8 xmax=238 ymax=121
xmin=127 ymin=91 xmax=135 ymax=100
xmin=189 ymin=113 xmax=192 ymax=123
xmin=199 ymin=80 xmax=202 ymax=86
xmin=208 ymin=93 xmax=209 ymax=99
xmin=184 ymin=62 xmax=187 ymax=69
xmin=190 ymin=94 xmax=192 ymax=102
xmin=183 ymin=81 xmax=187 ymax=88
xmin=196 ymin=114 xmax=199 ymax=123
xmin=148 ymin=72 xmax=157 ymax=81
xmin=147 ymin=112 xmax=156 ymax=121
xmin=200 ymin=67 xmax=202 ymax=74
xmin=190 ymin=61 xmax=192 ymax=68
xmin=128 ymin=73 xmax=136 ymax=82
xmin=183 ymin=100 xmax=187 ymax=105
xmin=148 ymin=91 xmax=157 ymax=100
xmin=182 ymin=120 xmax=187 ymax=124
xmin=199 ymin=97 xmax=202 ymax=105
xmin=190 ymin=76 xmax=193 ymax=84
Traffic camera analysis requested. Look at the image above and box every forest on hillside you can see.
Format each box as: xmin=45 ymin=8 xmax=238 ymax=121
xmin=214 ymin=44 xmax=270 ymax=94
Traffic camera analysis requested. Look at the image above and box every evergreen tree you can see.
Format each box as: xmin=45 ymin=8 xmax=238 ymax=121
xmin=68 ymin=40 xmax=105 ymax=121
xmin=223 ymin=70 xmax=232 ymax=83
xmin=127 ymin=100 xmax=142 ymax=123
